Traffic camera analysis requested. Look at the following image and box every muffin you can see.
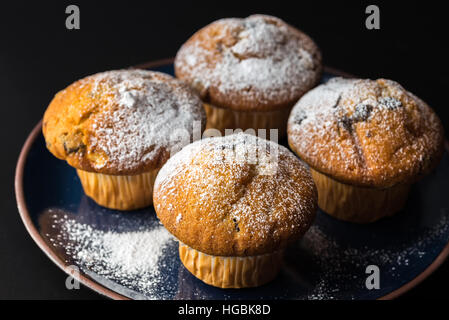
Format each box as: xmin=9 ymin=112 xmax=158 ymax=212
xmin=288 ymin=77 xmax=445 ymax=223
xmin=43 ymin=69 xmax=206 ymax=210
xmin=175 ymin=14 xmax=322 ymax=138
xmin=153 ymin=133 xmax=317 ymax=288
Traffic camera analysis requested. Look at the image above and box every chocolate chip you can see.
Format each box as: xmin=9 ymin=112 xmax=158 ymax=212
xmin=338 ymin=115 xmax=353 ymax=133
xmin=337 ymin=103 xmax=373 ymax=133
xmin=63 ymin=141 xmax=85 ymax=154
xmin=293 ymin=109 xmax=308 ymax=125
xmin=352 ymin=104 xmax=373 ymax=122
xmin=379 ymin=97 xmax=402 ymax=110
xmin=243 ymin=85 xmax=253 ymax=92
xmin=232 ymin=218 xmax=240 ymax=232
xmin=332 ymin=95 xmax=342 ymax=108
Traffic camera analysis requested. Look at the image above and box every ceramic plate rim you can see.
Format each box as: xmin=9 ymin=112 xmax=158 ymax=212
xmin=15 ymin=58 xmax=449 ymax=300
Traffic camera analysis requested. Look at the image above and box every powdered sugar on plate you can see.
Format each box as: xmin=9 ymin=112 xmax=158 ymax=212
xmin=34 ymin=67 xmax=449 ymax=300
xmin=41 ymin=208 xmax=177 ymax=299
xmin=39 ymin=202 xmax=449 ymax=300
xmin=295 ymin=208 xmax=449 ymax=299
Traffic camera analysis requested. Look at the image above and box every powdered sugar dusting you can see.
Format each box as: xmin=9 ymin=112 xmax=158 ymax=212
xmin=81 ymin=69 xmax=205 ymax=173
xmin=175 ymin=15 xmax=321 ymax=110
xmin=43 ymin=209 xmax=176 ymax=299
xmin=40 ymin=204 xmax=449 ymax=300
xmin=297 ymin=209 xmax=449 ymax=299
xmin=154 ymin=133 xmax=317 ymax=256
xmin=288 ymin=77 xmax=444 ymax=187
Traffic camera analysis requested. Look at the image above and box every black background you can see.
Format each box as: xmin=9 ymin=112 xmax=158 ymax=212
xmin=1 ymin=1 xmax=448 ymax=299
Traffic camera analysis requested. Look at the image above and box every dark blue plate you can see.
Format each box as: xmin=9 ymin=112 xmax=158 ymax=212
xmin=15 ymin=60 xmax=449 ymax=300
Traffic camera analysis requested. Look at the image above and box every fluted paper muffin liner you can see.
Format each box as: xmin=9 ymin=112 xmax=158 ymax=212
xmin=204 ymin=103 xmax=291 ymax=139
xmin=77 ymin=168 xmax=159 ymax=211
xmin=179 ymin=242 xmax=284 ymax=288
xmin=310 ymin=168 xmax=411 ymax=223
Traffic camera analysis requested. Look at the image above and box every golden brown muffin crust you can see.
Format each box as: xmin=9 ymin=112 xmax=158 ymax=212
xmin=175 ymin=14 xmax=322 ymax=112
xmin=153 ymin=133 xmax=317 ymax=257
xmin=43 ymin=70 xmax=206 ymax=175
xmin=287 ymin=77 xmax=445 ymax=188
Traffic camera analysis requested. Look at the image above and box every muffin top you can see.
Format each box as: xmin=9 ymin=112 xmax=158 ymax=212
xmin=43 ymin=69 xmax=206 ymax=175
xmin=288 ymin=77 xmax=445 ymax=188
xmin=153 ymin=133 xmax=317 ymax=257
xmin=175 ymin=14 xmax=322 ymax=112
